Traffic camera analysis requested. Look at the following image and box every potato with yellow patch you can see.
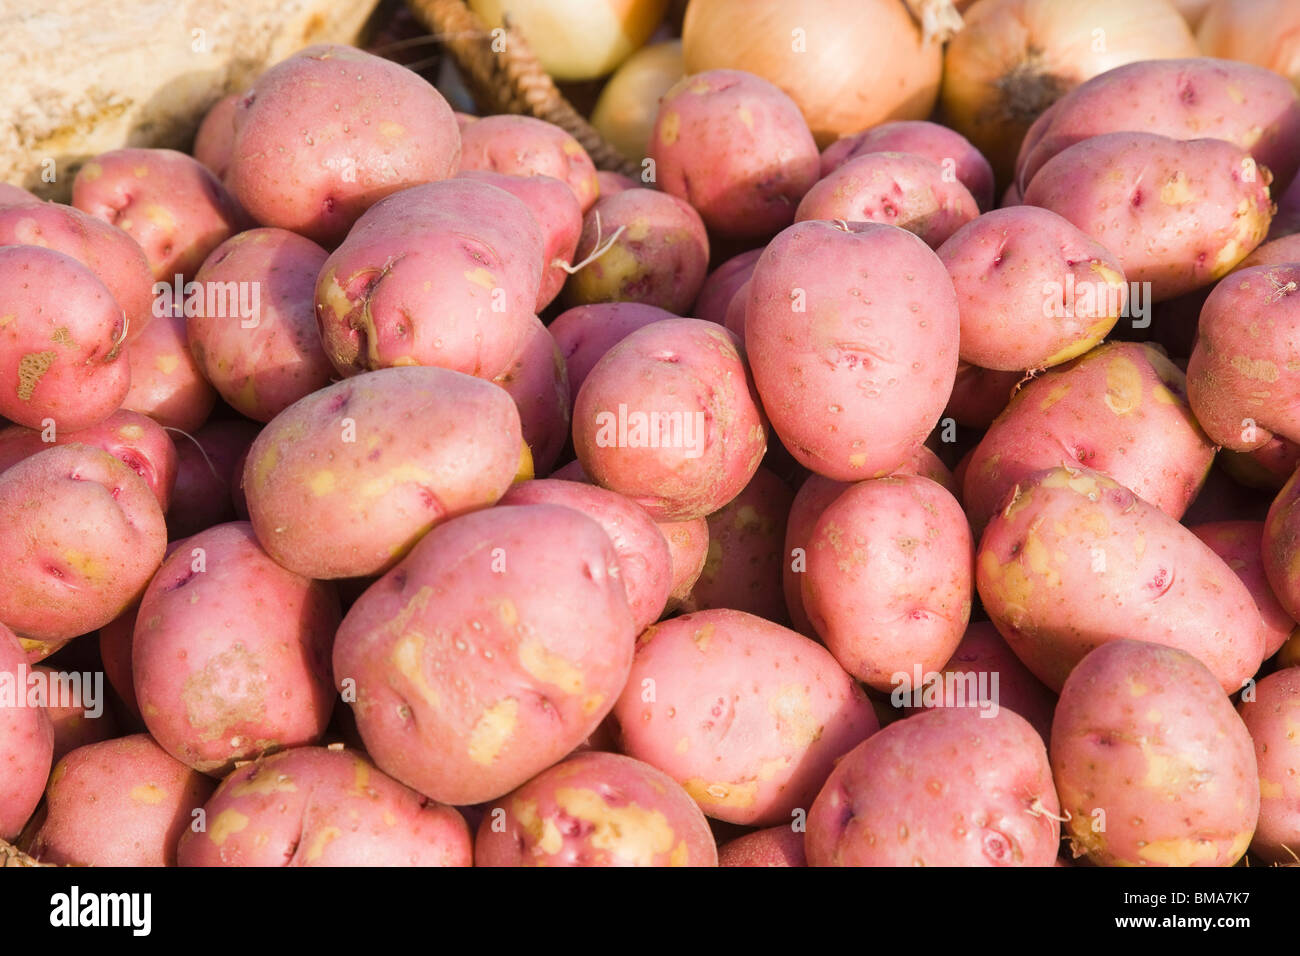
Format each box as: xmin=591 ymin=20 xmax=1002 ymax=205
xmin=133 ymin=522 xmax=339 ymax=775
xmin=978 ymin=466 xmax=1264 ymax=693
xmin=573 ymin=318 xmax=767 ymax=521
xmin=937 ymin=206 xmax=1128 ymax=372
xmin=176 ymin=746 xmax=471 ymax=867
xmin=1022 ymin=132 xmax=1272 ymax=301
xmin=745 ymin=220 xmax=959 ymax=482
xmin=1238 ymin=667 xmax=1300 ymax=864
xmin=0 ymin=624 xmax=52 ymax=840
xmin=807 ymin=707 xmax=1061 ymax=866
xmin=612 ymin=609 xmax=877 ymax=825
xmin=333 ymin=504 xmax=636 ymax=805
xmin=561 ymin=188 xmax=709 ymax=315
xmin=962 ymin=342 xmax=1214 ymax=536
xmin=457 ymin=114 xmax=599 ymax=213
xmin=475 ymin=751 xmax=716 ymax=866
xmin=244 ymin=366 xmax=522 ymax=580
xmin=27 ymin=734 xmax=215 ymax=866
xmin=1187 ymin=264 xmax=1300 ymax=452
xmin=122 ymin=306 xmax=217 ymax=433
xmin=72 ymin=147 xmax=246 ymax=280
xmin=1051 ymin=640 xmax=1259 ymax=867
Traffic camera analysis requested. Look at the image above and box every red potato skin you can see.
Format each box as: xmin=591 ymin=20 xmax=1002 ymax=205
xmin=692 ymin=248 xmax=761 ymax=326
xmin=167 ymin=419 xmax=260 ymax=541
xmin=0 ymin=184 xmax=40 ymax=206
xmin=474 ymin=751 xmax=717 ymax=866
xmin=0 ymin=624 xmax=54 ymax=840
xmin=72 ymin=148 xmax=246 ymax=280
xmin=492 ymin=316 xmax=570 ymax=477
xmin=648 ymin=69 xmax=820 ymax=240
xmin=548 ymin=301 xmax=677 ymax=407
xmin=98 ymin=606 xmax=140 ymax=723
xmin=944 ymin=363 xmax=1020 ymax=429
xmin=28 ymin=734 xmax=215 ymax=866
xmin=573 ymin=318 xmax=767 ymax=521
xmin=1051 ymin=640 xmax=1258 ymax=867
xmin=804 ymin=476 xmax=973 ymax=692
xmin=457 ymin=114 xmax=600 ymax=213
xmin=806 ymin=707 xmax=1061 ymax=867
xmin=192 ymin=92 xmax=239 ymax=180
xmin=1262 ymin=465 xmax=1300 ymax=622
xmin=1191 ymin=521 xmax=1296 ymax=659
xmin=133 ymin=522 xmax=340 ymax=775
xmin=783 ymin=474 xmax=849 ymax=637
xmin=659 ymin=515 xmax=710 ymax=611
xmin=746 ymin=220 xmax=959 ymax=482
xmin=596 ymin=170 xmax=639 ymax=196
xmin=1239 ymin=232 xmax=1300 ymax=270
xmin=1238 ymin=667 xmax=1300 ymax=864
xmin=612 ymin=609 xmax=878 ymax=825
xmin=333 ymin=505 xmax=637 ymax=806
xmin=795 ymin=152 xmax=980 ymax=249
xmin=978 ymin=467 xmax=1265 ymax=694
xmin=1218 ymin=437 xmax=1300 ymax=491
xmin=718 ymin=825 xmax=807 ymax=867
xmin=723 ymin=278 xmax=750 ymax=344
xmin=35 ymin=664 xmax=121 ymax=762
xmin=177 ymin=747 xmax=472 ymax=867
xmin=225 ymin=45 xmax=460 ymax=246
xmin=123 ymin=306 xmax=217 ymax=434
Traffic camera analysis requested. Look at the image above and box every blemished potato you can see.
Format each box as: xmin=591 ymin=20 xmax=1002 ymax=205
xmin=1015 ymin=57 xmax=1300 ymax=194
xmin=1238 ymin=667 xmax=1300 ymax=864
xmin=177 ymin=746 xmax=472 ymax=867
xmin=572 ymin=318 xmax=767 ymax=521
xmin=0 ymin=624 xmax=53 ymax=840
xmin=133 ymin=522 xmax=339 ymax=775
xmin=693 ymin=248 xmax=762 ymax=326
xmin=978 ymin=466 xmax=1265 ymax=694
xmin=547 ymin=301 xmax=677 ymax=406
xmin=457 ymin=114 xmax=599 ymax=212
xmin=0 ymin=444 xmax=166 ymax=663
xmin=0 ymin=409 xmax=178 ymax=512
xmin=648 ymin=69 xmax=820 ymax=239
xmin=244 ymin=366 xmax=523 ymax=580
xmin=745 ymin=220 xmax=959 ymax=481
xmin=474 ymin=751 xmax=717 ymax=866
xmin=962 ymin=342 xmax=1214 ymax=536
xmin=314 ymin=178 xmax=542 ymax=382
xmin=945 ymin=363 xmax=1020 ymax=429
xmin=492 ymin=316 xmax=570 ymax=477
xmin=612 ymin=609 xmax=878 ymax=825
xmin=225 ymin=45 xmax=461 ymax=245
xmin=804 ymin=475 xmax=972 ymax=692
xmin=821 ymin=120 xmax=996 ymax=211
xmin=794 ymin=152 xmax=980 ymax=249
xmin=718 ymin=826 xmax=807 ymax=867
xmin=28 ymin=734 xmax=215 ymax=866
xmin=500 ymin=478 xmax=672 ymax=634
xmin=192 ymin=92 xmax=239 ymax=179
xmin=937 ymin=206 xmax=1128 ymax=371
xmin=1051 ymin=640 xmax=1258 ymax=867
xmin=332 ymin=504 xmax=637 ymax=806
xmin=561 ymin=187 xmax=709 ymax=315
xmin=72 ymin=147 xmax=246 ymax=280
xmin=36 ymin=664 xmax=121 ymax=761
xmin=806 ymin=707 xmax=1061 ymax=866
xmin=659 ymin=515 xmax=710 ymax=611
xmin=167 ymin=419 xmax=261 ymax=540
xmin=1191 ymin=521 xmax=1296 ymax=660
xmin=186 ymin=227 xmax=335 ymax=423
xmin=122 ymin=306 xmax=217 ymax=434
xmin=0 ymin=245 xmax=130 ymax=430
xmin=1022 ymin=132 xmax=1272 ymax=301
xmin=1186 ymin=263 xmax=1300 ymax=452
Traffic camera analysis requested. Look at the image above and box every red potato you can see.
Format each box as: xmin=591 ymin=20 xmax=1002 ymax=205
xmin=192 ymin=92 xmax=239 ymax=180
xmin=1022 ymin=132 xmax=1272 ymax=302
xmin=723 ymin=278 xmax=750 ymax=344
xmin=457 ymin=114 xmax=599 ymax=213
xmin=167 ymin=418 xmax=260 ymax=540
xmin=978 ymin=466 xmax=1265 ymax=694
xmin=693 ymin=248 xmax=761 ymax=326
xmin=133 ymin=522 xmax=339 ymax=775
xmin=1269 ymin=173 xmax=1300 ymax=240
xmin=98 ymin=606 xmax=140 ymax=724
xmin=186 ymin=228 xmax=335 ymax=423
xmin=72 ymin=148 xmax=246 ymax=280
xmin=27 ymin=734 xmax=215 ymax=866
xmin=1191 ymin=521 xmax=1296 ymax=660
xmin=648 ymin=69 xmax=820 ymax=239
xmin=1239 ymin=231 xmax=1300 ymax=270
xmin=561 ymin=188 xmax=709 ymax=315
xmin=1261 ymin=465 xmax=1300 ymax=623
xmin=0 ymin=625 xmax=53 ymax=839
xmin=937 ymin=206 xmax=1128 ymax=371
xmin=820 ymin=120 xmax=995 ymax=211
xmin=806 ymin=707 xmax=1061 ymax=867
xmin=596 ymin=170 xmax=639 ymax=195
xmin=613 ymin=609 xmax=878 ymax=825
xmin=1051 ymin=640 xmax=1258 ymax=867
xmin=1238 ymin=667 xmax=1300 ymax=864
xmin=783 ymin=474 xmax=849 ymax=637
xmin=659 ymin=515 xmax=710 ymax=611
xmin=122 ymin=306 xmax=217 ymax=434
xmin=572 ymin=318 xmax=767 ymax=521
xmin=475 ymin=751 xmax=717 ymax=867
xmin=794 ymin=152 xmax=980 ymax=249
xmin=718 ymin=826 xmax=806 ymax=867
xmin=492 ymin=316 xmax=570 ymax=477
xmin=0 ymin=444 xmax=166 ymax=663
xmin=0 ymin=184 xmax=39 ymax=206
xmin=177 ymin=746 xmax=471 ymax=867
xmin=333 ymin=504 xmax=636 ymax=806
xmin=1219 ymin=438 xmax=1300 ymax=492
xmin=225 ymin=45 xmax=460 ymax=245
xmin=314 ymin=178 xmax=542 ymax=382
xmin=548 ymin=301 xmax=677 ymax=406
xmin=804 ymin=475 xmax=972 ymax=692
xmin=745 ymin=220 xmax=959 ymax=482
xmin=944 ymin=363 xmax=1021 ymax=429
xmin=35 ymin=664 xmax=120 ymax=761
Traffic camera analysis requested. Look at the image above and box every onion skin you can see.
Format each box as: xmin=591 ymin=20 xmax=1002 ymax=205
xmin=1197 ymin=0 xmax=1300 ymax=91
xmin=682 ymin=0 xmax=944 ymax=148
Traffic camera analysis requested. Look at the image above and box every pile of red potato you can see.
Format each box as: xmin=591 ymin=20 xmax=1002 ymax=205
xmin=1 ymin=0 xmax=1299 ymax=868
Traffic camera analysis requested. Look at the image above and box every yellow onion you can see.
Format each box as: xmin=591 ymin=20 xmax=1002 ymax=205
xmin=591 ymin=40 xmax=684 ymax=161
xmin=682 ymin=0 xmax=955 ymax=148
xmin=941 ymin=0 xmax=1198 ymax=181
xmin=1198 ymin=0 xmax=1300 ymax=89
